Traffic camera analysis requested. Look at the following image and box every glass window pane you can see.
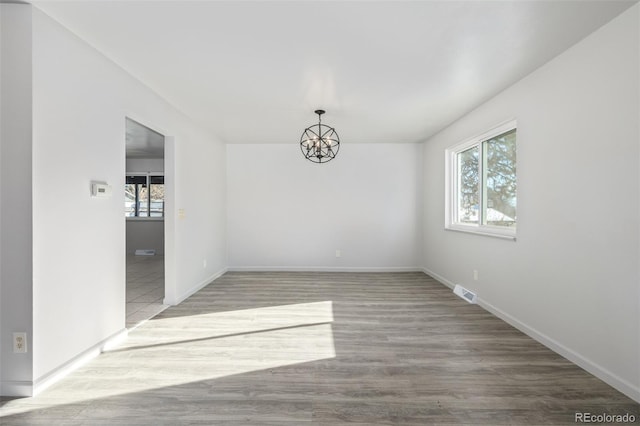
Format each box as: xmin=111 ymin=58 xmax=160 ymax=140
xmin=483 ymin=129 xmax=516 ymax=227
xmin=149 ymin=176 xmax=164 ymax=217
xmin=457 ymin=146 xmax=479 ymax=224
xmin=124 ymin=175 xmax=164 ymax=218
xmin=125 ymin=184 xmax=137 ymax=217
xmin=138 ymin=185 xmax=149 ymax=216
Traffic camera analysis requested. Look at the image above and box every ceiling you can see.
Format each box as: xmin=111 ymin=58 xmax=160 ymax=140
xmin=32 ymin=0 xmax=637 ymax=145
xmin=126 ymin=118 xmax=165 ymax=159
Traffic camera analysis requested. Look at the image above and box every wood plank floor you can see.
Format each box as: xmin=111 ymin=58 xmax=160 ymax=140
xmin=1 ymin=272 xmax=638 ymax=425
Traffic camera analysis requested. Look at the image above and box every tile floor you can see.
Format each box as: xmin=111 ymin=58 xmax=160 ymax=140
xmin=126 ymin=254 xmax=167 ymax=328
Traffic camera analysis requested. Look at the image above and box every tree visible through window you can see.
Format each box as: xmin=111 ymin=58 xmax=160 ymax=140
xmin=484 ymin=129 xmax=516 ymax=227
xmin=457 ymin=146 xmax=479 ymax=224
xmin=447 ymin=121 xmax=516 ymax=238
xmin=125 ymin=175 xmax=164 ymax=218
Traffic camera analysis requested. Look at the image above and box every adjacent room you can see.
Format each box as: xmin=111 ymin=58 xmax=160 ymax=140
xmin=1 ymin=0 xmax=639 ymax=424
xmin=125 ymin=118 xmax=168 ymax=328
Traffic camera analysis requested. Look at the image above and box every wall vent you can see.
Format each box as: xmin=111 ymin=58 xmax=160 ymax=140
xmin=453 ymin=284 xmax=477 ymax=304
xmin=135 ymin=249 xmax=156 ymax=256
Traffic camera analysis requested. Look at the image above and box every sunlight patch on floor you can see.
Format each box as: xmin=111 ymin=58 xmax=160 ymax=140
xmin=1 ymin=301 xmax=335 ymax=416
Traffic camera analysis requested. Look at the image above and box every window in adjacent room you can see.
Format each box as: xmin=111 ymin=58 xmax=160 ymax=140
xmin=445 ymin=120 xmax=517 ymax=239
xmin=125 ymin=174 xmax=164 ymax=218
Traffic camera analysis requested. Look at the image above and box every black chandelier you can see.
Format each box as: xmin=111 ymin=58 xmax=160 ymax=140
xmin=300 ymin=110 xmax=340 ymax=163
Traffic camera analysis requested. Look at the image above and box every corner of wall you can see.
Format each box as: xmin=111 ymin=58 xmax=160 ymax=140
xmin=0 ymin=2 xmax=35 ymax=397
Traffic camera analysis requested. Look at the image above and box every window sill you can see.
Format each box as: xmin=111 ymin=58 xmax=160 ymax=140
xmin=445 ymin=224 xmax=516 ymax=241
xmin=126 ymin=217 xmax=165 ymax=222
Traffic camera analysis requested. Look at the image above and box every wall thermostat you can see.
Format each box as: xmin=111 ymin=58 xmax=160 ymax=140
xmin=91 ymin=182 xmax=112 ymax=198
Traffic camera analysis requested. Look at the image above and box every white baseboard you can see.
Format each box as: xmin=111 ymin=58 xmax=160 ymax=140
xmin=227 ymin=266 xmax=423 ymax=273
xmin=422 ymin=266 xmax=640 ymax=404
xmin=0 ymin=328 xmax=129 ymax=397
xmin=166 ymin=267 xmax=228 ymax=306
xmin=32 ymin=328 xmax=128 ymax=396
xmin=421 ymin=267 xmax=456 ymax=289
xmin=0 ymin=380 xmax=34 ymax=397
xmin=478 ymin=298 xmax=640 ymax=403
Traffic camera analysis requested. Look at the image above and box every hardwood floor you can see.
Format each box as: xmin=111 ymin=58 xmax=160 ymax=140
xmin=1 ymin=272 xmax=638 ymax=425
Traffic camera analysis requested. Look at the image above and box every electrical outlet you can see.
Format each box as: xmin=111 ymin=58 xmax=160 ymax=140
xmin=473 ymin=270 xmax=479 ymax=281
xmin=13 ymin=332 xmax=27 ymax=353
xmin=335 ymin=250 xmax=341 ymax=258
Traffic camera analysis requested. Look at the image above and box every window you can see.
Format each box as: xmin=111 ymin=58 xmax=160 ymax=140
xmin=125 ymin=174 xmax=164 ymax=218
xmin=445 ymin=120 xmax=517 ymax=239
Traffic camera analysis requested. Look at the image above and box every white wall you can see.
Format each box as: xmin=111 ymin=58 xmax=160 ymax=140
xmin=23 ymin=6 xmax=227 ymax=390
xmin=126 ymin=221 xmax=164 ymax=255
xmin=126 ymin=158 xmax=164 ymax=173
xmin=227 ymin=143 xmax=422 ymax=270
xmin=0 ymin=4 xmax=34 ymax=396
xmin=422 ymin=5 xmax=639 ymax=402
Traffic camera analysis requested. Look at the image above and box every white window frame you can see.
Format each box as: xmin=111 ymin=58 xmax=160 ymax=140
xmin=445 ymin=119 xmax=517 ymax=240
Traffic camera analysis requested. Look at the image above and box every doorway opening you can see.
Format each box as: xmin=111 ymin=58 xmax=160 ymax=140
xmin=125 ymin=117 xmax=167 ymax=328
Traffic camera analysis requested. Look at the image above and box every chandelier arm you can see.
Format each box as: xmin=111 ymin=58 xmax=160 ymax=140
xmin=305 ymin=128 xmax=321 ymax=139
xmin=320 ymin=127 xmax=335 ymax=139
